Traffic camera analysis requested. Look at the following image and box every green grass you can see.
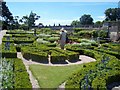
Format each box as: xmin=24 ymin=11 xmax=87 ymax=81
xmin=29 ymin=64 xmax=83 ymax=88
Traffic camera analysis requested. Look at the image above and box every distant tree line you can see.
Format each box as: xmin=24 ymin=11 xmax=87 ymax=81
xmin=71 ymin=8 xmax=120 ymax=27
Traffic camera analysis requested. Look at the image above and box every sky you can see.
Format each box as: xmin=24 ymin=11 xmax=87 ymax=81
xmin=5 ymin=1 xmax=119 ymax=26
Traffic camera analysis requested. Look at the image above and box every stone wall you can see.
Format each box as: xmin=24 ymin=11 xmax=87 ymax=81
xmin=109 ymin=21 xmax=120 ymax=41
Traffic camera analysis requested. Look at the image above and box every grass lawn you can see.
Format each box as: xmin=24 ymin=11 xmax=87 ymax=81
xmin=29 ymin=64 xmax=83 ymax=88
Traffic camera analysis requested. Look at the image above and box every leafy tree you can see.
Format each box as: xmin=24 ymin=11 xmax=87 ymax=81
xmin=1 ymin=1 xmax=13 ymax=29
xmin=105 ymin=8 xmax=119 ymax=21
xmin=20 ymin=11 xmax=40 ymax=30
xmin=71 ymin=20 xmax=80 ymax=27
xmin=94 ymin=21 xmax=103 ymax=27
xmin=80 ymin=14 xmax=93 ymax=25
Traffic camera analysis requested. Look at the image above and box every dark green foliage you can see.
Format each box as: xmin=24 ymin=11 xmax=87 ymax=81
xmin=2 ymin=36 xmax=14 ymax=43
xmin=1 ymin=2 xmax=14 ymax=29
xmin=30 ymin=52 xmax=48 ymax=63
xmin=80 ymin=14 xmax=93 ymax=25
xmin=50 ymin=50 xmax=67 ymax=63
xmin=94 ymin=44 xmax=120 ymax=59
xmin=71 ymin=20 xmax=80 ymax=27
xmin=2 ymin=43 xmax=17 ymax=58
xmin=13 ymin=37 xmax=35 ymax=44
xmin=14 ymin=58 xmax=32 ymax=88
xmin=65 ymin=50 xmax=120 ymax=89
xmin=1 ymin=58 xmax=32 ymax=88
xmin=105 ymin=8 xmax=119 ymax=21
xmin=44 ymin=43 xmax=57 ymax=47
xmin=21 ymin=45 xmax=48 ymax=63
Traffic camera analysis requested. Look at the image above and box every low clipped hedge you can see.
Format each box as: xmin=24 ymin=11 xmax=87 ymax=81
xmin=44 ymin=43 xmax=57 ymax=47
xmin=2 ymin=43 xmax=17 ymax=58
xmin=50 ymin=48 xmax=79 ymax=63
xmin=2 ymin=36 xmax=14 ymax=43
xmin=21 ymin=44 xmax=80 ymax=64
xmin=65 ymin=50 xmax=120 ymax=89
xmin=21 ymin=46 xmax=48 ymax=63
xmin=50 ymin=50 xmax=67 ymax=64
xmin=13 ymin=37 xmax=35 ymax=44
xmin=14 ymin=58 xmax=32 ymax=88
xmin=6 ymin=30 xmax=27 ymax=34
xmin=66 ymin=50 xmax=79 ymax=62
xmin=12 ymin=34 xmax=34 ymax=38
xmin=92 ymin=70 xmax=120 ymax=90
xmin=94 ymin=47 xmax=120 ymax=59
xmin=30 ymin=52 xmax=48 ymax=63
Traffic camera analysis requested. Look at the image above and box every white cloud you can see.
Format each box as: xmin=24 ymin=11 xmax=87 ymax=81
xmin=94 ymin=15 xmax=106 ymax=22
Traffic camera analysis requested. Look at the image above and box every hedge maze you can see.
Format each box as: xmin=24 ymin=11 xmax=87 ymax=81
xmin=1 ymin=29 xmax=120 ymax=89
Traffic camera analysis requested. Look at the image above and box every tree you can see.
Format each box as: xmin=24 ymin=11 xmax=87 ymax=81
xmin=80 ymin=14 xmax=93 ymax=25
xmin=1 ymin=1 xmax=14 ymax=29
xmin=94 ymin=21 xmax=103 ymax=27
xmin=12 ymin=16 xmax=19 ymax=29
xmin=20 ymin=11 xmax=40 ymax=30
xmin=71 ymin=20 xmax=80 ymax=27
xmin=28 ymin=11 xmax=40 ymax=29
xmin=105 ymin=8 xmax=119 ymax=21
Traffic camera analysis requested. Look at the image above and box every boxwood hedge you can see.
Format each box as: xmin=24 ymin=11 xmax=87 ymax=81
xmin=65 ymin=50 xmax=120 ymax=89
xmin=2 ymin=42 xmax=17 ymax=58
xmin=14 ymin=58 xmax=32 ymax=88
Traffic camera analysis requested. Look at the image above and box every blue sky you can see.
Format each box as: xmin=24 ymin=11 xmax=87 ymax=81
xmin=6 ymin=2 xmax=119 ymax=25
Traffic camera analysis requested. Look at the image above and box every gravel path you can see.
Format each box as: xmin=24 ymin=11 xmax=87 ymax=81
xmin=17 ymin=53 xmax=96 ymax=66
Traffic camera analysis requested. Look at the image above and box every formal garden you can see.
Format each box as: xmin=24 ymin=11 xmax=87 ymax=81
xmin=0 ymin=28 xmax=120 ymax=89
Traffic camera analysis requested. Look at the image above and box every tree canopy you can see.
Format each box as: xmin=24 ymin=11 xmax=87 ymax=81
xmin=71 ymin=20 xmax=80 ymax=27
xmin=105 ymin=8 xmax=120 ymax=21
xmin=19 ymin=11 xmax=40 ymax=30
xmin=80 ymin=14 xmax=93 ymax=25
xmin=1 ymin=1 xmax=13 ymax=29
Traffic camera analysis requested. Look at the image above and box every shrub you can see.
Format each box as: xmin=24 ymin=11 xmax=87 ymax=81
xmin=2 ymin=42 xmax=17 ymax=58
xmin=13 ymin=37 xmax=35 ymax=44
xmin=65 ymin=50 xmax=120 ymax=89
xmin=21 ymin=46 xmax=48 ymax=63
xmin=2 ymin=37 xmax=14 ymax=43
xmin=14 ymin=58 xmax=32 ymax=88
xmin=44 ymin=43 xmax=57 ymax=47
xmin=66 ymin=50 xmax=79 ymax=62
xmin=50 ymin=50 xmax=67 ymax=64
xmin=30 ymin=52 xmax=48 ymax=63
